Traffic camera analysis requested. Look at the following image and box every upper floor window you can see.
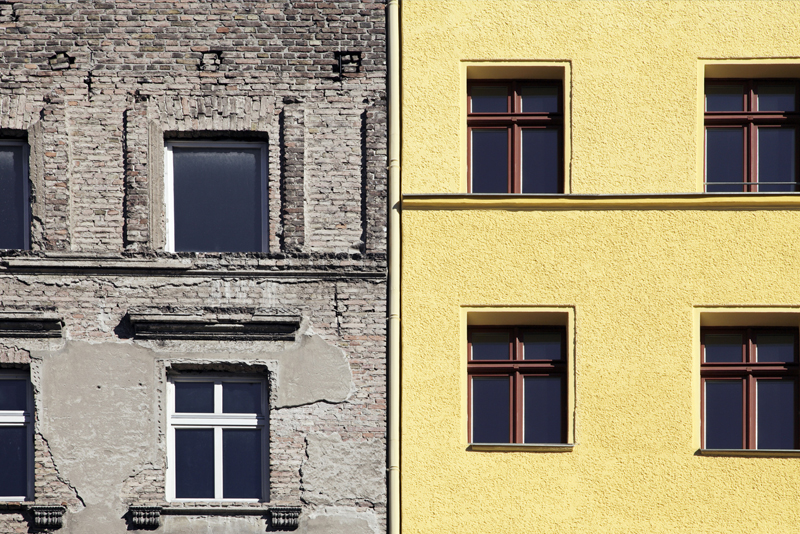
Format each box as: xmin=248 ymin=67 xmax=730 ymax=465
xmin=468 ymin=81 xmax=563 ymax=194
xmin=0 ymin=140 xmax=30 ymax=250
xmin=167 ymin=375 xmax=269 ymax=501
xmin=0 ymin=371 xmax=33 ymax=500
xmin=468 ymin=327 xmax=567 ymax=444
xmin=705 ymin=80 xmax=799 ymax=192
xmin=702 ymin=328 xmax=798 ymax=450
xmin=164 ymin=141 xmax=268 ymax=252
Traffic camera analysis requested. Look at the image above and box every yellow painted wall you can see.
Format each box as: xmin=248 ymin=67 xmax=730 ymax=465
xmin=400 ymin=2 xmax=800 ymax=533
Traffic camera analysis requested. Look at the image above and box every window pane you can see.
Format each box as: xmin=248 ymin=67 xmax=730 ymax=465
xmin=223 ymin=429 xmax=261 ymax=499
xmin=521 ymin=85 xmax=558 ymax=113
xmin=0 ymin=379 xmax=27 ymax=411
xmin=706 ymin=129 xmax=744 ymax=192
xmin=174 ymin=382 xmax=214 ymax=413
xmin=472 ymin=377 xmax=510 ymax=443
xmin=471 ymin=130 xmax=508 ymax=193
xmin=0 ymin=144 xmax=26 ymax=250
xmin=470 ymin=86 xmax=508 ymax=113
xmin=175 ymin=428 xmax=215 ymax=499
xmin=172 ymin=146 xmax=264 ymax=252
xmin=521 ymin=129 xmax=560 ymax=194
xmin=522 ymin=332 xmax=562 ymax=361
xmin=0 ymin=427 xmax=26 ymax=497
xmin=756 ymin=333 xmax=796 ymax=363
xmin=706 ymin=84 xmax=744 ymax=111
xmin=757 ymin=379 xmax=795 ymax=449
xmin=704 ymin=333 xmax=743 ymax=362
xmin=470 ymin=332 xmax=510 ymax=360
xmin=705 ymin=380 xmax=743 ymax=449
xmin=758 ymin=84 xmax=796 ymax=112
xmin=524 ymin=377 xmax=563 ymax=443
xmin=223 ymin=382 xmax=262 ymax=414
xmin=758 ymin=128 xmax=796 ymax=192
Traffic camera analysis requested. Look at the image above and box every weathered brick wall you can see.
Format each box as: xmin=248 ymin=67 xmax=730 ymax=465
xmin=0 ymin=2 xmax=387 ymax=533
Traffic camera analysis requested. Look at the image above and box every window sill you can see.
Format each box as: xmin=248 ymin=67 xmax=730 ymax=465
xmin=468 ymin=443 xmax=574 ymax=452
xmin=698 ymin=449 xmax=800 ymax=458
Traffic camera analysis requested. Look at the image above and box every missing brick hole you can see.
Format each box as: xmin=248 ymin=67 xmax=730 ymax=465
xmin=333 ymin=51 xmax=362 ymax=80
xmin=0 ymin=1 xmax=18 ymax=22
xmin=199 ymin=50 xmax=223 ymax=72
xmin=48 ymin=52 xmax=75 ymax=70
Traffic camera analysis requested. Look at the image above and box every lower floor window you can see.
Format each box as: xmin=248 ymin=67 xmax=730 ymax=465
xmin=702 ymin=328 xmax=798 ymax=450
xmin=468 ymin=327 xmax=567 ymax=444
xmin=0 ymin=371 xmax=33 ymax=500
xmin=168 ymin=375 xmax=268 ymax=500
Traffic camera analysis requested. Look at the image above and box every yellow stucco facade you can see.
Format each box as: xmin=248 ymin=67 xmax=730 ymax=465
xmin=400 ymin=2 xmax=800 ymax=533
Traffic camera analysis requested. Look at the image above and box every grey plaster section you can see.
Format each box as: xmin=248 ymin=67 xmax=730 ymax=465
xmin=301 ymin=433 xmax=385 ymax=506
xmin=298 ymin=508 xmax=379 ymax=534
xmin=147 ymin=118 xmax=165 ymax=250
xmin=28 ymin=119 xmax=45 ymax=249
xmin=161 ymin=515 xmax=265 ymax=534
xmin=275 ymin=332 xmax=352 ymax=408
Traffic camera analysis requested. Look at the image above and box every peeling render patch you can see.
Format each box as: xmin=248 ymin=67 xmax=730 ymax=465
xmin=161 ymin=514 xmax=265 ymax=533
xmin=300 ymin=507 xmax=379 ymax=534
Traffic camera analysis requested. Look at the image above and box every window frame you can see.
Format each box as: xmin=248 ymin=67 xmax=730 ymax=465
xmin=0 ymin=371 xmax=34 ymax=501
xmin=166 ymin=374 xmax=269 ymax=502
xmin=701 ymin=327 xmax=799 ymax=450
xmin=704 ymin=79 xmax=800 ymax=192
xmin=0 ymin=139 xmax=31 ymax=250
xmin=467 ymin=326 xmax=567 ymax=444
xmin=467 ymin=80 xmax=564 ymax=194
xmin=163 ymin=140 xmax=269 ymax=253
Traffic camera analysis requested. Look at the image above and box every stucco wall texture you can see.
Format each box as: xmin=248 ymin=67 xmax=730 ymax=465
xmin=400 ymin=2 xmax=800 ymax=533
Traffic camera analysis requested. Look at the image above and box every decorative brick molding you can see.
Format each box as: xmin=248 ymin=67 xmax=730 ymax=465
xmin=0 ymin=309 xmax=62 ymax=338
xmin=128 ymin=506 xmax=161 ymax=529
xmin=128 ymin=307 xmax=301 ymax=341
xmin=268 ymin=506 xmax=301 ymax=530
xmin=28 ymin=505 xmax=65 ymax=529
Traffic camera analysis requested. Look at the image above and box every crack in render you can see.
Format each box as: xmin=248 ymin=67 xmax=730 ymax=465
xmin=36 ymin=432 xmax=86 ymax=508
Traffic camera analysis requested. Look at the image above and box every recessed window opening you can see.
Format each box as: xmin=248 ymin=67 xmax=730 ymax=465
xmin=0 ymin=140 xmax=30 ymax=250
xmin=0 ymin=371 xmax=33 ymax=500
xmin=164 ymin=141 xmax=268 ymax=252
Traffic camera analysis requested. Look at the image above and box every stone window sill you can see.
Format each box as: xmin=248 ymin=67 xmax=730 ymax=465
xmin=698 ymin=449 xmax=800 ymax=458
xmin=468 ymin=443 xmax=574 ymax=452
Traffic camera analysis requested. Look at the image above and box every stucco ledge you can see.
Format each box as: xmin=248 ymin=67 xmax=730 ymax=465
xmin=468 ymin=443 xmax=574 ymax=453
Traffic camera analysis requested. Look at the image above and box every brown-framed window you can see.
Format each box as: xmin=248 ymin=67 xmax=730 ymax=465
xmin=468 ymin=81 xmax=563 ymax=194
xmin=468 ymin=326 xmax=567 ymax=444
xmin=705 ymin=79 xmax=800 ymax=192
xmin=701 ymin=328 xmax=799 ymax=450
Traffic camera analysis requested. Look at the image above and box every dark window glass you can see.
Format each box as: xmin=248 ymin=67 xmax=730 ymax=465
xmin=0 ymin=380 xmax=27 ymax=411
xmin=173 ymin=146 xmax=264 ymax=252
xmin=758 ymin=128 xmax=796 ymax=192
xmin=0 ymin=427 xmax=26 ymax=497
xmin=470 ymin=332 xmax=510 ymax=360
xmin=520 ymin=85 xmax=559 ymax=113
xmin=706 ymin=129 xmax=744 ymax=192
xmin=704 ymin=333 xmax=744 ymax=362
xmin=758 ymin=85 xmax=796 ymax=112
xmin=706 ymin=84 xmax=744 ymax=112
xmin=521 ymin=129 xmax=559 ymax=193
xmin=471 ymin=130 xmax=508 ymax=193
xmin=705 ymin=380 xmax=743 ymax=449
xmin=175 ymin=428 xmax=215 ymax=499
xmin=222 ymin=429 xmax=261 ymax=499
xmin=470 ymin=86 xmax=508 ymax=113
xmin=522 ymin=332 xmax=562 ymax=361
xmin=472 ymin=377 xmax=510 ymax=443
xmin=756 ymin=333 xmax=796 ymax=363
xmin=524 ymin=377 xmax=562 ymax=443
xmin=0 ymin=143 xmax=26 ymax=250
xmin=757 ymin=379 xmax=796 ymax=449
xmin=174 ymin=382 xmax=214 ymax=413
xmin=222 ymin=382 xmax=262 ymax=414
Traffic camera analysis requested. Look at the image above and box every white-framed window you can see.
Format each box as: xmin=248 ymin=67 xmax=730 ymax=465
xmin=167 ymin=375 xmax=269 ymax=502
xmin=0 ymin=371 xmax=34 ymax=500
xmin=164 ymin=141 xmax=268 ymax=253
xmin=0 ymin=140 xmax=30 ymax=250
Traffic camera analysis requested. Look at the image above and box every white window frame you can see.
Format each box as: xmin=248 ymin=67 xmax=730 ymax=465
xmin=166 ymin=375 xmax=269 ymax=502
xmin=163 ymin=141 xmax=269 ymax=253
xmin=0 ymin=371 xmax=34 ymax=501
xmin=0 ymin=140 xmax=31 ymax=250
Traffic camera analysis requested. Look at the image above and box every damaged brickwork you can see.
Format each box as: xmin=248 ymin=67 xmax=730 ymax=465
xmin=0 ymin=1 xmax=387 ymax=533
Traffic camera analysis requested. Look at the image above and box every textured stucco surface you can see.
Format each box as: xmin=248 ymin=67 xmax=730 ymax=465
xmin=401 ymin=1 xmax=800 ymax=533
